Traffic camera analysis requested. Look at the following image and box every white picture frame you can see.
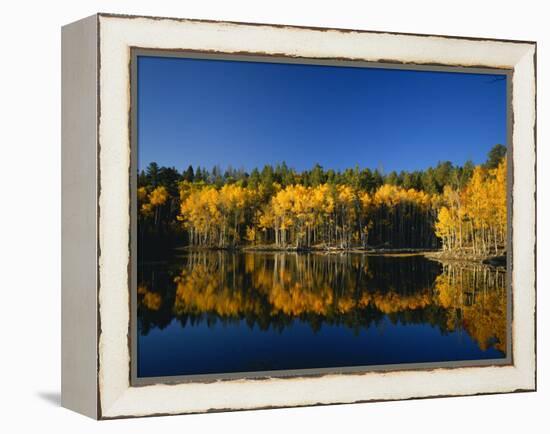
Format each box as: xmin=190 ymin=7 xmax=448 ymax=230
xmin=61 ymin=13 xmax=536 ymax=419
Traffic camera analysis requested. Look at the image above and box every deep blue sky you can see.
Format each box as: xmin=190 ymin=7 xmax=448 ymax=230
xmin=137 ymin=55 xmax=507 ymax=173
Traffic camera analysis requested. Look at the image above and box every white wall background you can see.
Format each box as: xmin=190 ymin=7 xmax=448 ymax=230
xmin=0 ymin=0 xmax=546 ymax=432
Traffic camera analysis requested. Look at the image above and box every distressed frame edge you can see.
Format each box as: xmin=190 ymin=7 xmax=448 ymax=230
xmin=95 ymin=14 xmax=537 ymax=419
xmin=129 ymin=48 xmax=514 ymax=387
xmin=96 ymin=11 xmax=537 ymax=46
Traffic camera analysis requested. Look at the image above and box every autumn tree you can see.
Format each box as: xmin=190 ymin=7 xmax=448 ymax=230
xmin=435 ymin=156 xmax=506 ymax=255
xmin=140 ymin=145 xmax=506 ymax=254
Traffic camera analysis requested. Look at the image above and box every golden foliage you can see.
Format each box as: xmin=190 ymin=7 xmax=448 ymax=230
xmin=139 ymin=185 xmax=170 ymax=219
xmin=435 ymin=158 xmax=506 ymax=254
xmin=434 ymin=264 xmax=506 ymax=352
xmin=137 ymin=284 xmax=162 ymax=311
xmin=165 ymin=253 xmax=506 ymax=353
xmin=176 ymin=180 xmax=439 ymax=249
xmin=178 ymin=184 xmax=252 ymax=247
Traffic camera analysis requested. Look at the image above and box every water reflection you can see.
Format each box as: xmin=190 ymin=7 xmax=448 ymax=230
xmin=434 ymin=263 xmax=507 ymax=352
xmin=138 ymin=252 xmax=506 ymax=358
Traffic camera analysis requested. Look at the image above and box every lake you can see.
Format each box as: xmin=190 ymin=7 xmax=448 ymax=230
xmin=137 ymin=251 xmax=507 ymax=378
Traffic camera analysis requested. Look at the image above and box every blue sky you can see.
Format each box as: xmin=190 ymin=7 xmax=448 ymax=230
xmin=137 ymin=55 xmax=507 ymax=173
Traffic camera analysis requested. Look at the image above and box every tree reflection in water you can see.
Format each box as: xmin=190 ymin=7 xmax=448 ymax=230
xmin=137 ymin=251 xmax=506 ymax=355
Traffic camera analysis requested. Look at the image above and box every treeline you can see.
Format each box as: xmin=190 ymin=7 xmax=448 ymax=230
xmin=137 ymin=144 xmax=507 ymax=254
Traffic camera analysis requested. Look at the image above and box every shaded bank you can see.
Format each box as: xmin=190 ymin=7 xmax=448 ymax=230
xmin=424 ymin=250 xmax=507 ymax=268
xmin=173 ymin=245 xmax=500 ymax=266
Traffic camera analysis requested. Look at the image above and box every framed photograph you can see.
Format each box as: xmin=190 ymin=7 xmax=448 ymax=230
xmin=61 ymin=13 xmax=536 ymax=419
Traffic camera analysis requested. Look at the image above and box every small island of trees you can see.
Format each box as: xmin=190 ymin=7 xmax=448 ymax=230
xmin=138 ymin=144 xmax=507 ymax=260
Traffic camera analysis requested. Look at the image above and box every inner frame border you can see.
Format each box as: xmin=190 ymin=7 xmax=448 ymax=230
xmin=128 ymin=47 xmax=514 ymax=387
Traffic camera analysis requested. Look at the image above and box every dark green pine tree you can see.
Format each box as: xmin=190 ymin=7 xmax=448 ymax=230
xmin=183 ymin=165 xmax=194 ymax=182
xmin=485 ymin=144 xmax=507 ymax=169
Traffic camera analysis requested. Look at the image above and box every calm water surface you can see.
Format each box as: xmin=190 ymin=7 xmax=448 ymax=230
xmin=137 ymin=252 xmax=506 ymax=378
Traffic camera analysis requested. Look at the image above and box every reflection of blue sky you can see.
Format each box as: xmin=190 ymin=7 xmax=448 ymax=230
xmin=138 ymin=56 xmax=507 ymax=174
xmin=138 ymin=317 xmax=504 ymax=377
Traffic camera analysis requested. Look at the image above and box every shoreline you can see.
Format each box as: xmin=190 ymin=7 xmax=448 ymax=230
xmin=423 ymin=251 xmax=506 ymax=268
xmin=173 ymin=245 xmax=506 ymax=267
xmin=175 ymin=245 xmax=437 ymax=255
